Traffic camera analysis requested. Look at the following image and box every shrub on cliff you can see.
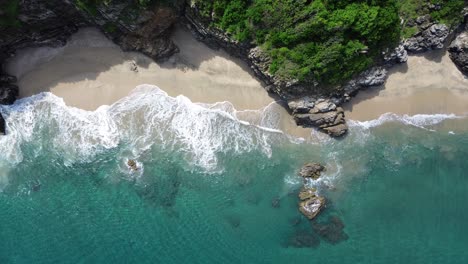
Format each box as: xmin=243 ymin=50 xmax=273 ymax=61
xmin=192 ymin=0 xmax=401 ymax=86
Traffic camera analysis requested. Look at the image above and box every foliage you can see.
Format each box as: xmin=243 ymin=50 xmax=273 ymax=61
xmin=0 ymin=0 xmax=21 ymax=28
xmin=193 ymin=0 xmax=401 ymax=86
xmin=399 ymin=0 xmax=465 ymax=36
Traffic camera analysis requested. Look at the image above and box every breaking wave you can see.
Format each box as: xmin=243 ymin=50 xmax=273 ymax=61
xmin=0 ymin=85 xmax=288 ymax=171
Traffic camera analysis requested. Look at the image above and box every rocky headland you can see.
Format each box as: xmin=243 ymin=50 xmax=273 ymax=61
xmin=0 ymin=1 xmax=467 ymax=136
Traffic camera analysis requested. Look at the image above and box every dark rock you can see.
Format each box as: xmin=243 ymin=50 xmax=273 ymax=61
xmin=0 ymin=113 xmax=5 ymax=135
xmin=127 ymin=159 xmax=139 ymax=171
xmin=312 ymin=216 xmax=349 ymax=244
xmin=357 ymin=67 xmax=388 ymax=87
xmin=383 ymin=44 xmax=408 ymax=65
xmin=323 ymin=123 xmax=348 ymax=137
xmin=299 ymin=163 xmax=325 ymax=179
xmin=287 ymin=97 xmax=316 ymax=114
xmin=0 ymin=83 xmax=19 ymax=105
xmin=449 ymin=32 xmax=468 ymax=75
xmin=286 ymin=230 xmax=320 ymax=248
xmin=415 ymin=15 xmax=434 ymax=30
xmin=0 ymin=74 xmax=17 ymax=84
xmin=404 ymin=24 xmax=449 ymax=53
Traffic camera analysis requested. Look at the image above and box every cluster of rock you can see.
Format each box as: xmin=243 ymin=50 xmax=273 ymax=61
xmin=81 ymin=1 xmax=183 ymax=60
xmin=297 ymin=163 xmax=326 ymax=220
xmin=0 ymin=73 xmax=18 ymax=135
xmin=450 ymin=32 xmax=468 ymax=75
xmin=288 ymin=98 xmax=347 ymax=137
xmin=403 ymin=15 xmax=449 ymax=53
xmin=448 ymin=9 xmax=468 ymax=76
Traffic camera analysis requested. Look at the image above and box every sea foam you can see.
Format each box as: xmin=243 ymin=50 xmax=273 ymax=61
xmin=0 ymin=85 xmax=287 ymax=172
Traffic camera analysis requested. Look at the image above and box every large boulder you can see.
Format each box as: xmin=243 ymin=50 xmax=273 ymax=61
xmin=404 ymin=24 xmax=449 ymax=53
xmin=449 ymin=32 xmax=468 ymax=75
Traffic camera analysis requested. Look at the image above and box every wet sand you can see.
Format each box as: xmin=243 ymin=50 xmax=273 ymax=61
xmin=344 ymin=50 xmax=468 ymax=121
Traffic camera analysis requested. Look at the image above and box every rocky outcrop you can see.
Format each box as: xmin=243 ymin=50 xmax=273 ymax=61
xmin=299 ymin=163 xmax=325 ymax=179
xmin=0 ymin=112 xmax=5 ymax=135
xmin=404 ymin=24 xmax=449 ymax=53
xmin=80 ymin=1 xmax=182 ymax=61
xmin=449 ymin=32 xmax=468 ymax=75
xmin=289 ymin=98 xmax=347 ymax=137
xmin=0 ymin=73 xmax=18 ymax=135
xmin=0 ymin=0 xmax=87 ymax=62
xmin=383 ymin=44 xmax=408 ymax=65
xmin=0 ymin=73 xmax=18 ymax=105
xmin=297 ymin=163 xmax=326 ymax=220
xmin=298 ymin=187 xmax=325 ymax=220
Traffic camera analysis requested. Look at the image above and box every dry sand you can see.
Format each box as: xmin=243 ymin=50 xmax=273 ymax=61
xmin=344 ymin=50 xmax=468 ymax=121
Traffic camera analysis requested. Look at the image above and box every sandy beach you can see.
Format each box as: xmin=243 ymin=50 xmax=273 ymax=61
xmin=344 ymin=50 xmax=468 ymax=121
xmin=5 ymin=25 xmax=468 ymax=138
xmin=6 ymin=26 xmax=312 ymax=138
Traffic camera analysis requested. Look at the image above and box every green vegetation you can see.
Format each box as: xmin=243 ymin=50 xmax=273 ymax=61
xmin=399 ymin=0 xmax=466 ymax=32
xmin=193 ymin=0 xmax=401 ymax=86
xmin=193 ymin=0 xmax=465 ymax=87
xmin=0 ymin=0 xmax=21 ymax=28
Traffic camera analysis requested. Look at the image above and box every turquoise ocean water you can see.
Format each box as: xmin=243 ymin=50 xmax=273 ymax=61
xmin=0 ymin=85 xmax=467 ymax=263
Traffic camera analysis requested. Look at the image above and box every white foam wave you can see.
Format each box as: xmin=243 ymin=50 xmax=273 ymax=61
xmin=349 ymin=112 xmax=462 ymax=130
xmin=0 ymin=85 xmax=288 ymax=172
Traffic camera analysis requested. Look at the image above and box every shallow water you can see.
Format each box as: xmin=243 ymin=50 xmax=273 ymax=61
xmin=0 ymin=86 xmax=467 ymax=263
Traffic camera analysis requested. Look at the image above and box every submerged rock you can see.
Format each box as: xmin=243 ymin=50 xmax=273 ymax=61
xmin=286 ymin=230 xmax=320 ymax=248
xmin=312 ymin=216 xmax=349 ymax=244
xmin=449 ymin=32 xmax=468 ymax=75
xmin=404 ymin=24 xmax=449 ymax=53
xmin=271 ymin=196 xmax=281 ymax=208
xmin=299 ymin=163 xmax=325 ymax=179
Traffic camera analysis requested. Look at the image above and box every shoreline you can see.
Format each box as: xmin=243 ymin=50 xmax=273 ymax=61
xmin=4 ymin=26 xmax=468 ymax=139
xmin=5 ymin=26 xmax=313 ymax=139
xmin=344 ymin=50 xmax=468 ymax=121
